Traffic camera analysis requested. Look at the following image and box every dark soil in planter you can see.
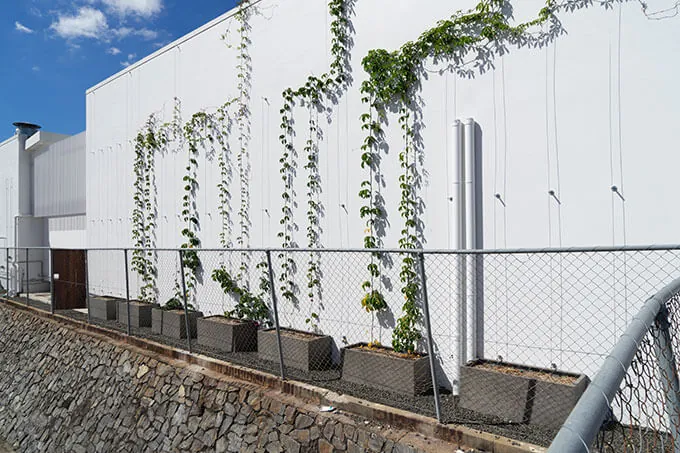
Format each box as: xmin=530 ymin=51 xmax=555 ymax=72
xmin=152 ymin=308 xmax=203 ymax=339
xmin=341 ymin=343 xmax=432 ymax=396
xmin=258 ymin=328 xmax=333 ymax=372
xmin=460 ymin=359 xmax=589 ymax=429
xmin=117 ymin=300 xmax=158 ymax=328
xmin=197 ymin=316 xmax=257 ymax=352
xmin=88 ymin=296 xmax=118 ymax=321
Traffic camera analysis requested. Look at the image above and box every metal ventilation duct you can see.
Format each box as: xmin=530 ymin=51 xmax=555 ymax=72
xmin=12 ymin=122 xmax=41 ymax=138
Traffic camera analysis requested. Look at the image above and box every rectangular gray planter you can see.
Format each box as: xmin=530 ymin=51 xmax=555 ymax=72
xmin=341 ymin=344 xmax=432 ymax=395
xmin=258 ymin=328 xmax=333 ymax=372
xmin=89 ymin=296 xmax=118 ymax=321
xmin=152 ymin=308 xmax=203 ymax=339
xmin=197 ymin=316 xmax=257 ymax=352
xmin=117 ymin=301 xmax=158 ymax=328
xmin=459 ymin=360 xmax=589 ymax=428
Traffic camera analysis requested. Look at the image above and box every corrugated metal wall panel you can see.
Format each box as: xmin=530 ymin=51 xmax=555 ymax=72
xmin=48 ymin=215 xmax=86 ymax=231
xmin=34 ymin=132 xmax=86 ymax=217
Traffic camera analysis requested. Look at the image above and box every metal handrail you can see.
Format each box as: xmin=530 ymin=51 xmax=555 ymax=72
xmin=547 ymin=276 xmax=680 ymax=453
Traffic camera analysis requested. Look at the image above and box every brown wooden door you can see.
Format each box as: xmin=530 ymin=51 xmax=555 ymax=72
xmin=52 ymin=249 xmax=86 ymax=310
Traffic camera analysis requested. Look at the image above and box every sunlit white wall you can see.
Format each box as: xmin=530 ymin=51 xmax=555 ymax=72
xmin=86 ymin=0 xmax=680 ymax=387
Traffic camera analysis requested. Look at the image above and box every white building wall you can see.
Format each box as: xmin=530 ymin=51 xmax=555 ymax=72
xmin=34 ymin=133 xmax=86 ymax=218
xmin=48 ymin=216 xmax=86 ymax=250
xmin=85 ymin=0 xmax=680 ymax=386
xmin=0 ymin=136 xmax=19 ymax=251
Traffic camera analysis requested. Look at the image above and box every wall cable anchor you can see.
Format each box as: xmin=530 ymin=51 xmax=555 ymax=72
xmin=611 ymin=185 xmax=626 ymax=202
xmin=548 ymin=190 xmax=561 ymax=205
xmin=494 ymin=193 xmax=506 ymax=207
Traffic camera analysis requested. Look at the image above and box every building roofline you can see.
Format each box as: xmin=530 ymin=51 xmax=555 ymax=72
xmin=86 ymin=0 xmax=265 ymax=95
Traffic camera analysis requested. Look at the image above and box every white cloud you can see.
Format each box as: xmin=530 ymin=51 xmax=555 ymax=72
xmin=32 ymin=66 xmax=40 ymax=72
xmin=102 ymin=0 xmax=162 ymax=17
xmin=121 ymin=53 xmax=137 ymax=67
xmin=113 ymin=27 xmax=157 ymax=40
xmin=15 ymin=21 xmax=34 ymax=34
xmin=107 ymin=47 xmax=121 ymax=55
xmin=50 ymin=7 xmax=159 ymax=44
xmin=50 ymin=7 xmax=108 ymax=40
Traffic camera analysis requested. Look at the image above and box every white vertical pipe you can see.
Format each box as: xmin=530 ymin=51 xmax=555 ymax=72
xmin=463 ymin=118 xmax=478 ymax=362
xmin=451 ymin=120 xmax=467 ymax=385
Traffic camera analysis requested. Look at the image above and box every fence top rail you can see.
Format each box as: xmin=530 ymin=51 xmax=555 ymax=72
xmin=547 ymin=276 xmax=680 ymax=453
xmin=8 ymin=243 xmax=680 ymax=254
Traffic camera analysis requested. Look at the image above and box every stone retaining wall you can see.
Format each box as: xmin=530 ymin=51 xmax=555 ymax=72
xmin=0 ymin=302 xmax=457 ymax=453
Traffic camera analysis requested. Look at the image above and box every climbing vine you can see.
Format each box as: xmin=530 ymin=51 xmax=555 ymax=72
xmin=278 ymin=0 xmax=354 ymax=316
xmin=179 ymin=112 xmax=210 ymax=300
xmin=236 ymin=0 xmax=253 ymax=279
xmin=124 ymin=0 xmax=581 ymax=351
xmin=131 ymin=115 xmax=166 ymax=303
xmin=211 ymin=0 xmax=271 ymax=324
xmin=358 ymin=0 xmax=559 ymax=353
xmin=128 ymin=0 xmax=270 ymax=319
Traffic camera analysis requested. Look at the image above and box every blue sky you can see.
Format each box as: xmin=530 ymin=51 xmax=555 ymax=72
xmin=0 ymin=0 xmax=239 ymax=138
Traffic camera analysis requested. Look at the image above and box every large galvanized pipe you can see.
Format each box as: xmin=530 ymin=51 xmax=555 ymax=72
xmin=451 ymin=120 xmax=467 ymax=375
xmin=463 ymin=118 xmax=478 ymax=362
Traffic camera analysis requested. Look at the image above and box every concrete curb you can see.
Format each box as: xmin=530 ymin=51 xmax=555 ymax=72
xmin=0 ymin=297 xmax=547 ymax=453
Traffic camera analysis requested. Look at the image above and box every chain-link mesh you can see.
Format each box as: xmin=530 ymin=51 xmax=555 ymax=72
xmin=6 ymin=246 xmax=680 ymax=449
xmin=590 ymin=292 xmax=680 ymax=453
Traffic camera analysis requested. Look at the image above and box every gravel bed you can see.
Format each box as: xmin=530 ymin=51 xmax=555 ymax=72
xmin=50 ymin=309 xmax=559 ymax=447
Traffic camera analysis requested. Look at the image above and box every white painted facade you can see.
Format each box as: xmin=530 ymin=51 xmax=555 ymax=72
xmin=83 ymin=0 xmax=680 ymax=388
xmin=0 ymin=126 xmax=85 ymax=294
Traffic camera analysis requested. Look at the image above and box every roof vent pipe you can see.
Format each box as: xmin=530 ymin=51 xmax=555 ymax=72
xmin=13 ymin=122 xmax=41 ymax=138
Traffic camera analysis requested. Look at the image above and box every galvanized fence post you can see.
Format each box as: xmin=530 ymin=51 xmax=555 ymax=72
xmin=654 ymin=306 xmax=680 ymax=452
xmin=5 ymin=248 xmax=9 ymax=298
xmin=178 ymin=249 xmax=193 ymax=354
xmin=418 ymin=252 xmax=442 ymax=423
xmin=25 ymin=248 xmax=29 ymax=306
xmin=49 ymin=248 xmax=55 ymax=314
xmin=85 ymin=249 xmax=91 ymax=323
xmin=124 ymin=249 xmax=131 ymax=336
xmin=266 ymin=250 xmax=286 ymax=380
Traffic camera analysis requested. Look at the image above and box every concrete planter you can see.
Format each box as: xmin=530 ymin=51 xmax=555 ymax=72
xmin=151 ymin=308 xmax=203 ymax=339
xmin=88 ymin=296 xmax=118 ymax=321
xmin=341 ymin=344 xmax=432 ymax=395
xmin=258 ymin=328 xmax=333 ymax=372
xmin=197 ymin=316 xmax=258 ymax=352
xmin=117 ymin=301 xmax=158 ymax=328
xmin=459 ymin=360 xmax=590 ymax=428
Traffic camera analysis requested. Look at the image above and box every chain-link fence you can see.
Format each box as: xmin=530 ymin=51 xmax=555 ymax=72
xmin=549 ymin=277 xmax=680 ymax=453
xmin=4 ymin=245 xmax=680 ymax=449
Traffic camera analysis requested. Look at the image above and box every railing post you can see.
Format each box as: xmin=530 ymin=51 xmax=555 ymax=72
xmin=654 ymin=306 xmax=680 ymax=452
xmin=25 ymin=248 xmax=29 ymax=306
xmin=85 ymin=249 xmax=91 ymax=323
xmin=49 ymin=248 xmax=54 ymax=314
xmin=418 ymin=252 xmax=442 ymax=423
xmin=124 ymin=249 xmax=131 ymax=336
xmin=266 ymin=250 xmax=286 ymax=380
xmin=178 ymin=249 xmax=193 ymax=353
